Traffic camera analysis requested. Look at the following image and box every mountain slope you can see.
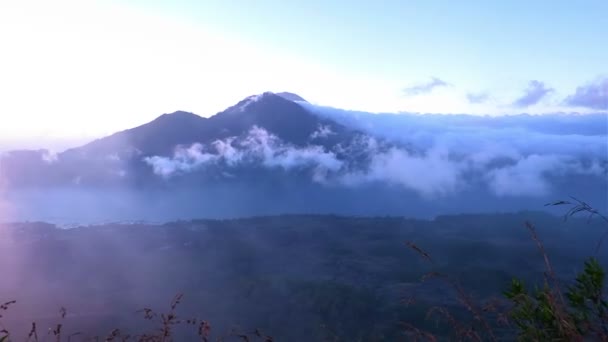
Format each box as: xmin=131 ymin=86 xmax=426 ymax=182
xmin=0 ymin=92 xmax=606 ymax=222
xmin=65 ymin=111 xmax=210 ymax=157
xmin=0 ymin=92 xmax=363 ymax=187
xmin=206 ymin=92 xmax=352 ymax=147
xmin=66 ymin=92 xmax=352 ymax=159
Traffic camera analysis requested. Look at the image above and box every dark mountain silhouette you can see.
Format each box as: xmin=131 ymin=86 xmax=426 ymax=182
xmin=64 ymin=92 xmax=351 ymax=158
xmin=64 ymin=111 xmax=209 ymax=158
xmin=0 ymin=92 xmax=606 ymax=222
xmin=0 ymin=92 xmax=362 ymax=188
xmin=204 ymin=92 xmax=353 ymax=146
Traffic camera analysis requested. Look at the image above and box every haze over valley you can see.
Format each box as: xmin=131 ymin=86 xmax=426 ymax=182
xmin=1 ymin=92 xmax=605 ymax=224
xmin=0 ymin=0 xmax=607 ymax=340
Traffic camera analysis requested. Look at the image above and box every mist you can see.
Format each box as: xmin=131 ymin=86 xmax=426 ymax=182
xmin=1 ymin=0 xmax=607 ymax=339
xmin=1 ymin=108 xmax=606 ymax=225
xmin=2 ymin=213 xmax=608 ymax=340
xmin=0 ymin=95 xmax=606 ymax=341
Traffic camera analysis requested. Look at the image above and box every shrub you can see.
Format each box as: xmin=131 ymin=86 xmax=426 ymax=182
xmin=405 ymin=197 xmax=608 ymax=341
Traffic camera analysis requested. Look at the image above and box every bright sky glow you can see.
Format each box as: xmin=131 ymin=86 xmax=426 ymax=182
xmin=0 ymin=0 xmax=606 ymax=141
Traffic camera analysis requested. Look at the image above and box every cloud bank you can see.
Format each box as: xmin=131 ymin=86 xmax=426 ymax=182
xmin=307 ymin=103 xmax=606 ymax=195
xmin=144 ymin=112 xmax=606 ymax=199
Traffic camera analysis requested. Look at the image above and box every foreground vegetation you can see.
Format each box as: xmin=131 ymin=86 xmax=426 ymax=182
xmin=0 ymin=200 xmax=606 ymax=340
xmin=403 ymin=198 xmax=608 ymax=341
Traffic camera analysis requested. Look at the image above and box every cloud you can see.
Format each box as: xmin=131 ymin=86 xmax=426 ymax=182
xmin=310 ymin=125 xmax=335 ymax=140
xmin=212 ymin=138 xmax=243 ymax=167
xmin=41 ymin=150 xmax=58 ymax=164
xmin=301 ymin=103 xmax=607 ymax=157
xmin=486 ymin=154 xmax=604 ymax=197
xmin=466 ymin=92 xmax=490 ymax=104
xmin=564 ymin=77 xmax=608 ymax=110
xmin=299 ymin=103 xmax=607 ymax=197
xmin=144 ymin=104 xmax=607 ymax=199
xmin=336 ymin=137 xmax=604 ymax=198
xmin=403 ymin=77 xmax=450 ymax=96
xmin=144 ymin=143 xmax=218 ymax=178
xmin=512 ymin=80 xmax=554 ymax=107
xmin=144 ymin=126 xmax=343 ymax=181
xmin=340 ymin=144 xmax=465 ymax=198
xmin=240 ymin=126 xmax=344 ymax=180
xmin=487 ymin=155 xmax=570 ymax=196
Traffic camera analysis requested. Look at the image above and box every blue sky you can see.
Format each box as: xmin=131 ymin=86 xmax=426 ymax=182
xmin=0 ymin=0 xmax=606 ymax=139
xmin=141 ymin=0 xmax=606 ymax=86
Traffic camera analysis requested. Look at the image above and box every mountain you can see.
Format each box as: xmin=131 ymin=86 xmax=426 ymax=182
xmin=0 ymin=91 xmax=605 ymax=223
xmin=0 ymin=92 xmax=367 ymax=188
xmin=276 ymin=92 xmax=308 ymax=102
xmin=66 ymin=110 xmax=210 ymax=157
xmin=69 ymin=92 xmax=358 ymax=156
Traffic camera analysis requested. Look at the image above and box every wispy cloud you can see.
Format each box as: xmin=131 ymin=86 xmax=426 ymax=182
xmin=486 ymin=154 xmax=580 ymax=197
xmin=144 ymin=126 xmax=343 ymax=182
xmin=564 ymin=77 xmax=608 ymax=110
xmin=512 ymin=80 xmax=554 ymax=108
xmin=340 ymin=143 xmax=466 ymax=198
xmin=310 ymin=125 xmax=335 ymax=140
xmin=144 ymin=143 xmax=218 ymax=178
xmin=403 ymin=77 xmax=450 ymax=96
xmin=41 ymin=150 xmax=58 ymax=164
xmin=466 ymin=92 xmax=489 ymax=104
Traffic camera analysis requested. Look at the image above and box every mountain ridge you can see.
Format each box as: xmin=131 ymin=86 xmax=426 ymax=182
xmin=0 ymin=91 xmax=363 ymax=187
xmin=0 ymin=92 xmax=606 ymax=222
xmin=42 ymin=92 xmax=320 ymax=159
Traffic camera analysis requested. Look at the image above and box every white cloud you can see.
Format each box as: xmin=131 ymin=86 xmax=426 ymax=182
xmin=304 ymin=103 xmax=608 ymax=159
xmin=144 ymin=126 xmax=343 ymax=180
xmin=212 ymin=138 xmax=243 ymax=167
xmin=310 ymin=125 xmax=335 ymax=140
xmin=340 ymin=146 xmax=465 ymax=198
xmin=144 ymin=144 xmax=218 ymax=178
xmin=484 ymin=154 xmax=602 ymax=197
xmin=41 ymin=150 xmax=58 ymax=164
xmin=143 ymin=113 xmax=607 ymax=198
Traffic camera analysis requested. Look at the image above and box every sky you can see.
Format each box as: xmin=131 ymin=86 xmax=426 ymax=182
xmin=0 ymin=0 xmax=606 ymax=143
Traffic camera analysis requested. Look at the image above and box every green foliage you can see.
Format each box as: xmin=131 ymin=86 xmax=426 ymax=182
xmin=504 ymin=257 xmax=608 ymax=341
xmin=504 ymin=279 xmax=565 ymax=340
xmin=567 ymin=258 xmax=608 ymax=335
xmin=397 ymin=199 xmax=608 ymax=341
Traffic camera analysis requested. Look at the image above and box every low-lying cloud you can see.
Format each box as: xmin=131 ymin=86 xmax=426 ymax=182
xmin=485 ymin=154 xmax=602 ymax=197
xmin=301 ymin=103 xmax=606 ymax=197
xmin=340 ymin=145 xmax=465 ymax=198
xmin=144 ymin=143 xmax=218 ymax=177
xmin=310 ymin=125 xmax=335 ymax=140
xmin=144 ymin=113 xmax=606 ymax=199
xmin=144 ymin=126 xmax=343 ymax=182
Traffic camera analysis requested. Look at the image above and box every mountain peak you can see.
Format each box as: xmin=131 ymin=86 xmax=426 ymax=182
xmin=159 ymin=110 xmax=201 ymax=119
xmin=169 ymin=110 xmax=195 ymax=115
xmin=276 ymin=92 xmax=307 ymax=102
xmin=226 ymin=92 xmax=308 ymax=114
xmin=150 ymin=110 xmax=206 ymax=126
